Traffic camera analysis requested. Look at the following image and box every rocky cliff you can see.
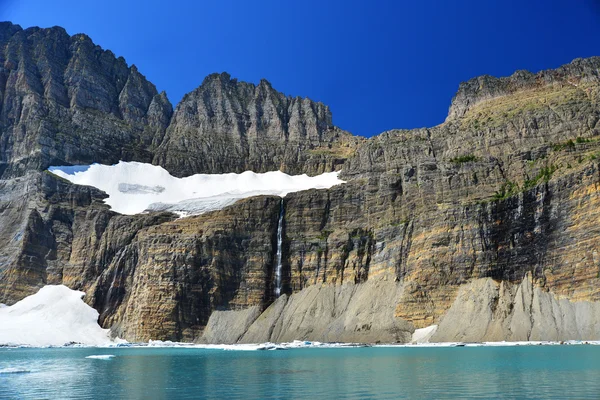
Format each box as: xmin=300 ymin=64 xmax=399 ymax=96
xmin=2 ymin=22 xmax=600 ymax=343
xmin=153 ymin=73 xmax=361 ymax=176
xmin=0 ymin=22 xmax=357 ymax=180
xmin=0 ymin=22 xmax=172 ymax=179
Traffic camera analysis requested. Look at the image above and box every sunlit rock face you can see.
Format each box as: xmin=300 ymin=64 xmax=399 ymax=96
xmin=0 ymin=23 xmax=172 ymax=179
xmin=0 ymin=22 xmax=358 ymax=180
xmin=2 ymin=20 xmax=600 ymax=343
xmin=152 ymin=72 xmax=363 ymax=177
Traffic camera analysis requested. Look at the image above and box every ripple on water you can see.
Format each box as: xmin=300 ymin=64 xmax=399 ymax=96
xmin=1 ymin=346 xmax=600 ymax=399
xmin=0 ymin=368 xmax=31 ymax=374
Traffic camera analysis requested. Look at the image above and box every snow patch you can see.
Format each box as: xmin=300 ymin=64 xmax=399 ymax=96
xmin=411 ymin=325 xmax=438 ymax=344
xmin=49 ymin=161 xmax=345 ymax=216
xmin=0 ymin=285 xmax=122 ymax=347
xmin=85 ymin=355 xmax=115 ymax=360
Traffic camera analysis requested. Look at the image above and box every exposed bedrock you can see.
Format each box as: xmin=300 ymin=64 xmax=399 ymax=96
xmin=0 ymin=22 xmax=358 ymax=179
xmin=200 ymin=280 xmax=412 ymax=344
xmin=432 ymin=274 xmax=600 ymax=342
xmin=153 ymin=73 xmax=363 ymax=177
xmin=0 ymin=170 xmax=175 ymax=305
xmin=199 ymin=274 xmax=600 ymax=344
xmin=2 ymin=21 xmax=600 ymax=343
xmin=0 ymin=23 xmax=172 ymax=178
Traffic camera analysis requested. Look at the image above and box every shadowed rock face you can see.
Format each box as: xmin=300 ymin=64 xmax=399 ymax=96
xmin=2 ymin=21 xmax=600 ymax=343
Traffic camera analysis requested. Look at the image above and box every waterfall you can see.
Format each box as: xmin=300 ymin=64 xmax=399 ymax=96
xmin=275 ymin=199 xmax=284 ymax=297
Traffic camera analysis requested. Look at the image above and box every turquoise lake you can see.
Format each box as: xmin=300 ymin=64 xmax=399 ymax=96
xmin=1 ymin=345 xmax=599 ymax=399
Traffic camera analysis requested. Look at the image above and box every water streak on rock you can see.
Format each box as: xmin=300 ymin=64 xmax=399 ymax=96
xmin=275 ymin=199 xmax=284 ymax=297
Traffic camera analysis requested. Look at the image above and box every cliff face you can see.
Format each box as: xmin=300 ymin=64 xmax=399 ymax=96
xmin=446 ymin=57 xmax=600 ymax=121
xmin=0 ymin=23 xmax=173 ymax=179
xmin=0 ymin=22 xmax=358 ymax=180
xmin=153 ymin=73 xmax=361 ymax=176
xmin=2 ymin=22 xmax=600 ymax=343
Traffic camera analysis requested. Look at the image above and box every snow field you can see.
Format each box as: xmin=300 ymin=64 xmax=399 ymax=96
xmin=49 ymin=162 xmax=345 ymax=216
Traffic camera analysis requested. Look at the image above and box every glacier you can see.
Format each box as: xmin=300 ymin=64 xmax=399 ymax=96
xmin=49 ymin=161 xmax=345 ymax=216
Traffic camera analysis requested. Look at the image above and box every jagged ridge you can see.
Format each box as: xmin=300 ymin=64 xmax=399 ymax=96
xmin=0 ymin=22 xmax=361 ymax=179
xmin=2 ymin=21 xmax=600 ymax=344
xmin=0 ymin=22 xmax=172 ymax=178
xmin=153 ymin=72 xmax=359 ymax=176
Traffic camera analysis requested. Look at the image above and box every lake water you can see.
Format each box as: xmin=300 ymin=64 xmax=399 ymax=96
xmin=1 ymin=345 xmax=599 ymax=399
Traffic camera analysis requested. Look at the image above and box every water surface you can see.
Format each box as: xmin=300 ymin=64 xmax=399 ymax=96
xmin=1 ymin=346 xmax=598 ymax=399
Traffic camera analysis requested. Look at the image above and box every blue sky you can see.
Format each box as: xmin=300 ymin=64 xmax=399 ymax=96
xmin=2 ymin=0 xmax=599 ymax=137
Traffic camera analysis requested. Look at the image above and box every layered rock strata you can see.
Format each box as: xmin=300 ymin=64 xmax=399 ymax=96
xmin=153 ymin=73 xmax=362 ymax=176
xmin=2 ymin=21 xmax=600 ymax=343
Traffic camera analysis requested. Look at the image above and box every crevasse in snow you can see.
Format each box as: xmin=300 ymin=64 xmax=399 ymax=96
xmin=49 ymin=161 xmax=345 ymax=216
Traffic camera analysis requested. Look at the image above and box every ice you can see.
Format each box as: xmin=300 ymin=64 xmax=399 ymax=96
xmin=117 ymin=183 xmax=165 ymax=194
xmin=139 ymin=339 xmax=600 ymax=350
xmin=411 ymin=324 xmax=438 ymax=344
xmin=146 ymin=340 xmax=279 ymax=351
xmin=102 ymin=339 xmax=600 ymax=349
xmin=0 ymin=285 xmax=123 ymax=347
xmin=374 ymin=340 xmax=600 ymax=348
xmin=85 ymin=355 xmax=116 ymax=360
xmin=48 ymin=161 xmax=345 ymax=216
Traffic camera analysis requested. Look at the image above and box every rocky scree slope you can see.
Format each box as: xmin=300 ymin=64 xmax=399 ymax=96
xmin=1 ymin=22 xmax=600 ymax=343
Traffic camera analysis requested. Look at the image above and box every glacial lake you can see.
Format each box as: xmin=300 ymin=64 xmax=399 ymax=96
xmin=1 ymin=345 xmax=599 ymax=399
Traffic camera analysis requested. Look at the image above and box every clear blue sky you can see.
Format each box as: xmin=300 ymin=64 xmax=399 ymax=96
xmin=2 ymin=0 xmax=599 ymax=137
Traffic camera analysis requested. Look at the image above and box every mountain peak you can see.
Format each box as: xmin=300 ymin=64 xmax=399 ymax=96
xmin=446 ymin=56 xmax=600 ymax=121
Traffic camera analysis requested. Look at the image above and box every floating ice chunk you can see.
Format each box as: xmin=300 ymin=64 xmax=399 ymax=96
xmin=0 ymin=285 xmax=123 ymax=347
xmin=48 ymin=161 xmax=345 ymax=216
xmin=85 ymin=355 xmax=116 ymax=360
xmin=140 ymin=339 xmax=600 ymax=349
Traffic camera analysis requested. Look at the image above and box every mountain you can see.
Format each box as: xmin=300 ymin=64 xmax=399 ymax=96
xmin=0 ymin=23 xmax=172 ymax=178
xmin=1 ymin=22 xmax=600 ymax=343
xmin=0 ymin=22 xmax=359 ymax=180
xmin=153 ymin=73 xmax=360 ymax=176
